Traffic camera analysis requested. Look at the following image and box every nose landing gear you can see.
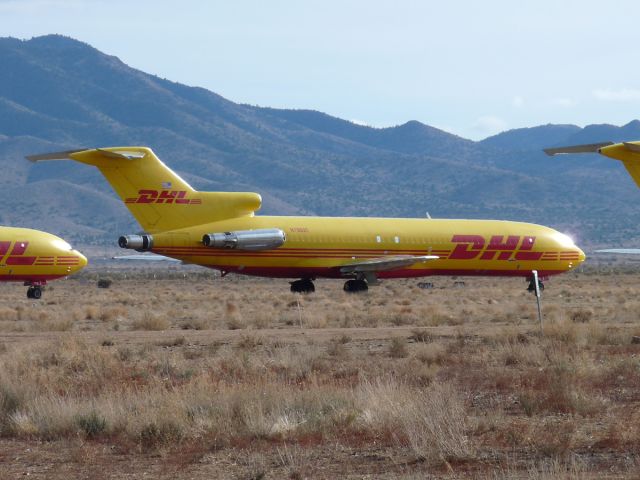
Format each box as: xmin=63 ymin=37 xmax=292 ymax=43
xmin=25 ymin=281 xmax=45 ymax=299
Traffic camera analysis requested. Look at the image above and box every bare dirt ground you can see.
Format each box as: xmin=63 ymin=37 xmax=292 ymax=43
xmin=0 ymin=264 xmax=639 ymax=479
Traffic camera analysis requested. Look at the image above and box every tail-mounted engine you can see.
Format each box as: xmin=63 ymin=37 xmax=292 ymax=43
xmin=118 ymin=234 xmax=154 ymax=251
xmin=202 ymin=228 xmax=285 ymax=251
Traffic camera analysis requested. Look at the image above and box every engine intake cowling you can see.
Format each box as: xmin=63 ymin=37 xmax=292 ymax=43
xmin=202 ymin=228 xmax=285 ymax=251
xmin=118 ymin=234 xmax=154 ymax=251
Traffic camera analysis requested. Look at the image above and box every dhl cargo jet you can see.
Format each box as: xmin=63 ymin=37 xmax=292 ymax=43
xmin=27 ymin=147 xmax=585 ymax=293
xmin=0 ymin=226 xmax=87 ymax=298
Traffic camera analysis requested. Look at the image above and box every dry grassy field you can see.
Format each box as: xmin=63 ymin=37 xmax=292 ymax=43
xmin=0 ymin=263 xmax=639 ymax=479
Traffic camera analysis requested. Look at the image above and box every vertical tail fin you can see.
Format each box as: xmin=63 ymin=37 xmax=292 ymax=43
xmin=27 ymin=147 xmax=262 ymax=232
xmin=600 ymin=142 xmax=640 ymax=189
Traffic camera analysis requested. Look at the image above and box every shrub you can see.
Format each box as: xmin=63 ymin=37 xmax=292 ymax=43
xmin=388 ymin=337 xmax=409 ymax=358
xmin=132 ymin=312 xmax=170 ymax=331
xmin=76 ymin=410 xmax=106 ymax=438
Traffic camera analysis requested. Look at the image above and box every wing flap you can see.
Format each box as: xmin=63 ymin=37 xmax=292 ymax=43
xmin=339 ymin=255 xmax=438 ymax=274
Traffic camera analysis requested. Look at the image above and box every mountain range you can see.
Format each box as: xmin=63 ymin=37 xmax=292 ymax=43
xmin=2 ymin=34 xmax=640 ymax=248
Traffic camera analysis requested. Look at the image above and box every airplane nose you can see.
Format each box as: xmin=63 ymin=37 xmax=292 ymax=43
xmin=77 ymin=251 xmax=88 ymax=267
xmin=550 ymin=231 xmax=585 ymax=269
xmin=72 ymin=250 xmax=88 ymax=271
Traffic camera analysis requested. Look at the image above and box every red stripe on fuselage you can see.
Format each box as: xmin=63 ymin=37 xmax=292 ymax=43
xmin=5 ymin=256 xmax=36 ymax=266
xmin=205 ymin=265 xmax=568 ymax=279
xmin=0 ymin=274 xmax=65 ymax=282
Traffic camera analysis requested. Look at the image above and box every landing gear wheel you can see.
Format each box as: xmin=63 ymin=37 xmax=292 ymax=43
xmin=343 ymin=279 xmax=368 ymax=293
xmin=32 ymin=286 xmax=42 ymax=299
xmin=27 ymin=286 xmax=42 ymax=299
xmin=290 ymin=278 xmax=315 ymax=294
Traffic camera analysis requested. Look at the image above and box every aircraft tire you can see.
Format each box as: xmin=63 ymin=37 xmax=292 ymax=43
xmin=344 ymin=279 xmax=368 ymax=293
xmin=26 ymin=287 xmax=33 ymax=299
xmin=32 ymin=287 xmax=42 ymax=299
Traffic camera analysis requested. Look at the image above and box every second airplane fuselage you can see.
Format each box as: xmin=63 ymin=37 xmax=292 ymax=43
xmin=149 ymin=216 xmax=585 ymax=279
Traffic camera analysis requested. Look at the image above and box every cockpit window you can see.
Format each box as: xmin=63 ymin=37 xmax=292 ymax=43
xmin=552 ymin=232 xmax=576 ymax=249
xmin=51 ymin=239 xmax=73 ymax=251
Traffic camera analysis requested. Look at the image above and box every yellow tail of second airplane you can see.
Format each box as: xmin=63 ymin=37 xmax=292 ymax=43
xmin=544 ymin=140 xmax=640 ymax=188
xmin=28 ymin=147 xmax=262 ymax=233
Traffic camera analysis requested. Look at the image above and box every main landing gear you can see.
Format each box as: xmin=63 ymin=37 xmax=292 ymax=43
xmin=25 ymin=282 xmax=45 ymax=299
xmin=343 ymin=279 xmax=368 ymax=293
xmin=290 ymin=278 xmax=315 ymax=294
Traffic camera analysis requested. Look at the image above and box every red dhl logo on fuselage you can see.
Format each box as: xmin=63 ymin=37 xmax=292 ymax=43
xmin=450 ymin=235 xmax=542 ymax=261
xmin=0 ymin=241 xmax=80 ymax=267
xmin=125 ymin=190 xmax=202 ymax=204
xmin=0 ymin=241 xmax=36 ymax=266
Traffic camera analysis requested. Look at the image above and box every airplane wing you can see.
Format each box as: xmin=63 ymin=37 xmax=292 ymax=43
xmin=112 ymin=254 xmax=182 ymax=262
xmin=339 ymin=255 xmax=438 ymax=274
xmin=595 ymin=249 xmax=640 ymax=254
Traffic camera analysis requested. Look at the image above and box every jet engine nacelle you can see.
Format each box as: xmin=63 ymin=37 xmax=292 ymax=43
xmin=202 ymin=228 xmax=285 ymax=251
xmin=118 ymin=234 xmax=154 ymax=251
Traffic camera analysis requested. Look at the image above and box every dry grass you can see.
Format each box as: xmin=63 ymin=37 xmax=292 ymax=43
xmin=0 ymin=267 xmax=639 ymax=478
xmin=132 ymin=312 xmax=170 ymax=331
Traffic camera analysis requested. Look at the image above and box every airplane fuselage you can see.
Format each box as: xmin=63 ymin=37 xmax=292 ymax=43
xmin=0 ymin=227 xmax=87 ymax=283
xmin=150 ymin=216 xmax=584 ymax=279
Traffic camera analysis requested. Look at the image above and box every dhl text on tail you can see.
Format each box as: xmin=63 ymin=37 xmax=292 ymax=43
xmin=27 ymin=147 xmax=584 ymax=293
xmin=0 ymin=226 xmax=87 ymax=298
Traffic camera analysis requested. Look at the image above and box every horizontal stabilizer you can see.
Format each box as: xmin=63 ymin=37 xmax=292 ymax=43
xmin=543 ymin=142 xmax=614 ymax=156
xmin=26 ymin=149 xmax=87 ymax=162
xmin=340 ymin=255 xmax=438 ymax=274
xmin=27 ymin=148 xmax=145 ymax=162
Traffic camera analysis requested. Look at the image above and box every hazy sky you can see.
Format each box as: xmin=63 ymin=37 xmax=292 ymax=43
xmin=2 ymin=0 xmax=640 ymax=139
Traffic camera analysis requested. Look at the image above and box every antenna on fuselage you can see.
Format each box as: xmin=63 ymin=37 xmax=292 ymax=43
xmin=426 ymin=212 xmax=432 ymax=219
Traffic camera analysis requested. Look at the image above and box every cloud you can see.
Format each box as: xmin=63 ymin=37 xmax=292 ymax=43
xmin=472 ymin=115 xmax=507 ymax=136
xmin=593 ymin=88 xmax=640 ymax=101
xmin=511 ymin=96 xmax=524 ymax=108
xmin=349 ymin=119 xmax=370 ymax=127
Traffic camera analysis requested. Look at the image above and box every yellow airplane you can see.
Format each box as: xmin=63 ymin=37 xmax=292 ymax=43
xmin=0 ymin=226 xmax=87 ymax=298
xmin=27 ymin=147 xmax=584 ymax=293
